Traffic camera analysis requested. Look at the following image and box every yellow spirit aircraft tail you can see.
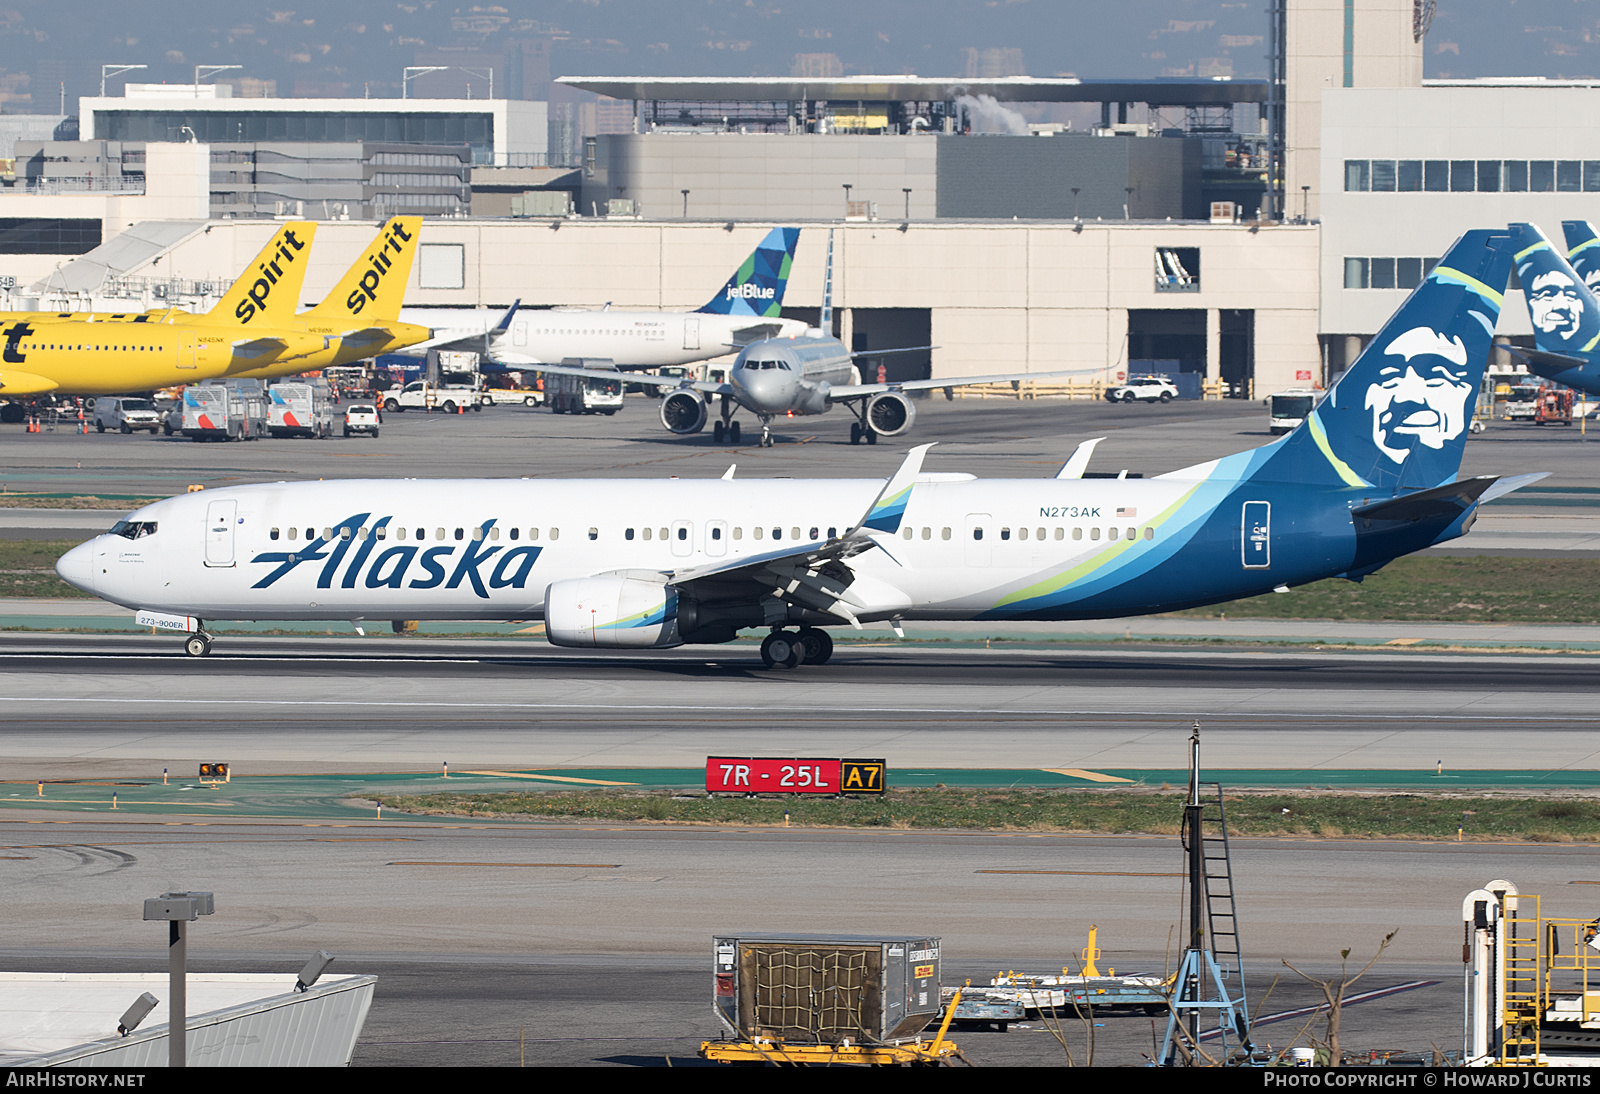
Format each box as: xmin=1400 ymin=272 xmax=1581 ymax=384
xmin=305 ymin=216 xmax=422 ymax=325
xmin=206 ymin=221 xmax=317 ymax=327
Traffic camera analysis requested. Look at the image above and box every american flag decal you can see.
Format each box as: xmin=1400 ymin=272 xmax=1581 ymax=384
xmin=1116 ymin=507 xmax=1137 ymax=518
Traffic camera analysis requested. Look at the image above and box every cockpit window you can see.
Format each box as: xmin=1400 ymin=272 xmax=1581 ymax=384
xmin=744 ymin=359 xmax=790 ymax=371
xmin=109 ymin=520 xmax=157 ymax=540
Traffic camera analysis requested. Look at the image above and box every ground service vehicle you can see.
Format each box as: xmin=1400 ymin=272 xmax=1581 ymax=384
xmin=382 ymin=380 xmax=484 ymax=414
xmin=1267 ymin=389 xmax=1318 ymax=435
xmin=1105 ymin=376 xmax=1179 ymax=404
xmin=180 ymin=380 xmax=267 ymax=441
xmin=267 ymin=380 xmax=336 ymax=439
xmin=93 ymin=397 xmax=162 ymax=434
xmin=546 ymin=365 xmax=623 ymax=415
xmin=344 ymin=405 xmax=379 ymax=437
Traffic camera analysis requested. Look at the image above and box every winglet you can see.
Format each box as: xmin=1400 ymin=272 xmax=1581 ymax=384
xmin=852 ymin=443 xmax=933 ymax=536
xmin=490 ymin=299 xmax=521 ymax=335
xmin=722 ymin=464 xmax=737 ymax=480
xmin=1057 ymin=437 xmax=1105 ymax=479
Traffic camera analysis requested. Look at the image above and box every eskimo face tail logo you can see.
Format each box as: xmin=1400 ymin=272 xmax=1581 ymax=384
xmin=1528 ymin=270 xmax=1586 ymax=339
xmin=1364 ymin=326 xmax=1475 ymax=464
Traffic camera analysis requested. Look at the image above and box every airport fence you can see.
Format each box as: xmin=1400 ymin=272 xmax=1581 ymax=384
xmin=952 ymin=378 xmax=1230 ymax=400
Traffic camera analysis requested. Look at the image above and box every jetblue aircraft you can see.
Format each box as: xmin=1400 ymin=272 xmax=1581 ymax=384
xmin=56 ymin=229 xmax=1536 ymax=669
xmin=397 ymin=227 xmax=809 ymax=370
xmin=1505 ymin=222 xmax=1600 ymax=394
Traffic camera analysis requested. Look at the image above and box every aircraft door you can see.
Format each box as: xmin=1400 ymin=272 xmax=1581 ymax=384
xmin=1241 ymin=501 xmax=1270 ymax=569
xmin=204 ymin=500 xmax=237 ymax=567
xmin=964 ymin=514 xmax=991 ymax=567
xmin=179 ymin=332 xmax=199 ymax=371
xmin=671 ymin=519 xmax=694 ymax=558
xmin=683 ymin=317 xmax=700 ymax=351
xmin=706 ymin=520 xmax=728 ymax=557
xmin=513 ymin=321 xmax=527 ymax=347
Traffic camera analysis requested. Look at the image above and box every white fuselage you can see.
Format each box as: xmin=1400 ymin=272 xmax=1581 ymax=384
xmin=727 ymin=335 xmax=856 ymax=416
xmin=399 ymin=307 xmax=809 ymax=369
xmin=57 ymin=474 xmax=1200 ymax=624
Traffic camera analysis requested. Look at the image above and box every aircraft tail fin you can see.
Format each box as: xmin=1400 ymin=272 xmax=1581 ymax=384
xmin=1268 ymin=228 xmax=1512 ymax=491
xmin=1509 ymin=222 xmax=1600 ymax=383
xmin=1563 ymin=220 xmax=1600 ymax=286
xmin=208 ymin=221 xmax=317 ymax=327
xmin=305 ymin=216 xmax=422 ymax=324
xmin=696 ymin=227 xmax=799 ymax=318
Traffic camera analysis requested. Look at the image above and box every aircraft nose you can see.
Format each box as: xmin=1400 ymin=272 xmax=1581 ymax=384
xmin=55 ymin=540 xmax=96 ymax=595
xmin=734 ymin=368 xmax=795 ymax=413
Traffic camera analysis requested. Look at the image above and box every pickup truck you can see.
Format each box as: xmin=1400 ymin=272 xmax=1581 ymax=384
xmin=380 ymin=380 xmax=485 ymax=414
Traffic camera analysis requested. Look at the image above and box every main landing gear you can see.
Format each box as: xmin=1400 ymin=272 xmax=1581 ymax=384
xmin=183 ymin=629 xmax=213 ymax=657
xmin=759 ymin=627 xmax=834 ymax=669
xmin=849 ymin=422 xmax=878 ymax=445
xmin=712 ymin=394 xmax=743 ymax=444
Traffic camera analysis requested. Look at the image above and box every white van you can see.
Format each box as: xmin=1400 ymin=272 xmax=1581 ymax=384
xmin=93 ymin=397 xmax=163 ymax=434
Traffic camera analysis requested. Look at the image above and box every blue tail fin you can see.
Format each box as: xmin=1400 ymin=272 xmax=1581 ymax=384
xmin=1562 ymin=220 xmax=1600 ymax=293
xmin=697 ymin=227 xmax=799 ymax=317
xmin=1509 ymin=222 xmax=1600 ymax=386
xmin=1268 ymin=229 xmax=1511 ymax=491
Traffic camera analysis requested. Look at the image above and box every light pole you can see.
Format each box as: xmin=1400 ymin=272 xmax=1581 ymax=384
xmin=193 ymin=65 xmax=241 ymax=97
xmin=143 ymin=890 xmax=214 ymax=1067
xmin=403 ymin=66 xmax=493 ymax=100
xmin=1071 ymin=187 xmax=1082 ymax=221
xmin=1301 ymin=185 xmax=1311 ymax=223
xmin=100 ymin=64 xmax=146 ymax=97
xmin=902 ymin=187 xmax=912 ymax=221
xmin=1124 ymin=186 xmax=1135 ymax=220
xmin=842 ymin=183 xmax=852 ymax=217
xmin=682 ymin=189 xmax=690 ymax=218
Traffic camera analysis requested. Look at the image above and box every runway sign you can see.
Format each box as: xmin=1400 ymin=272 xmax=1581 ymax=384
xmin=706 ymin=757 xmax=887 ymax=796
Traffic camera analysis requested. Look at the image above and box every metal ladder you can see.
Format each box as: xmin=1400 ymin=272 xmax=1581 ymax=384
xmin=1198 ymin=782 xmax=1248 ymax=1019
xmin=1499 ymin=898 xmax=1544 ymax=1066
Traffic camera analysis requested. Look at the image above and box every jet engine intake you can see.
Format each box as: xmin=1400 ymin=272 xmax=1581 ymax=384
xmin=545 ymin=574 xmax=687 ymax=648
xmin=866 ymin=391 xmax=916 ymax=437
xmin=659 ymin=390 xmax=707 ymax=434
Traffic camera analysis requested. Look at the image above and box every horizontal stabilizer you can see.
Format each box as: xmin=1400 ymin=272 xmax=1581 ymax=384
xmin=1479 ymin=471 xmax=1550 ymax=504
xmin=232 ymin=336 xmax=289 ymax=359
xmin=338 ymin=327 xmax=395 ymax=349
xmin=1351 ymin=476 xmax=1498 ymax=527
xmin=849 ymin=344 xmax=935 ymax=360
xmin=1503 ymin=344 xmax=1590 ymax=373
xmin=728 ymin=323 xmax=787 ymax=347
xmin=828 ymin=367 xmax=1096 ymax=401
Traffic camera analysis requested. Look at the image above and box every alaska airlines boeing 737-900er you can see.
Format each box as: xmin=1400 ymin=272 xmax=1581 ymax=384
xmin=56 ymin=229 xmax=1538 ymax=668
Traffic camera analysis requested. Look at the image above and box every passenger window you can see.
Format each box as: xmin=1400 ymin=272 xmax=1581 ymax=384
xmin=676 ymin=527 xmax=687 ymax=541
xmin=340 ymin=527 xmax=352 ymax=541
xmin=1144 ymin=527 xmax=1155 ymax=540
xmin=1108 ymin=528 xmax=1118 ymax=541
xmin=1126 ymin=527 xmax=1136 ymax=540
xmin=455 ymin=528 xmax=464 ymax=541
xmin=1040 ymin=527 xmax=1048 ymax=540
xmin=1072 ymin=527 xmax=1083 ymax=541
xmin=1017 ymin=527 xmax=1027 ymax=541
xmin=922 ymin=527 xmax=931 ymax=540
xmin=435 ymin=528 xmax=445 ymax=541
xmin=323 ymin=527 xmax=333 ymax=540
xmin=529 ymin=528 xmax=539 ymax=540
xmin=791 ymin=527 xmax=800 ymax=540
xmin=1090 ymin=528 xmax=1101 ymax=541
xmin=510 ymin=528 xmax=519 ymax=541
xmin=809 ymin=527 xmax=818 ymax=540
xmin=589 ymin=528 xmax=599 ymax=540
xmin=773 ymin=528 xmax=782 ymax=540
xmin=288 ymin=527 xmax=298 ymax=541
xmin=941 ymin=527 xmax=951 ymax=540
xmin=754 ymin=527 xmax=764 ymax=540
xmin=642 ymin=527 xmax=652 ymax=541
xmin=733 ymin=527 xmax=742 ymax=540
xmin=711 ymin=527 xmax=722 ymax=540
xmin=828 ymin=527 xmax=837 ymax=539
xmin=1000 ymin=528 xmax=1010 ymax=541
xmin=973 ymin=528 xmax=983 ymax=541
xmin=550 ymin=528 xmax=560 ymax=541
xmin=659 ymin=527 xmax=667 ymax=540
xmin=472 ymin=527 xmax=484 ymax=542
xmin=625 ymin=528 xmax=635 ymax=541
xmin=414 ymin=528 xmax=423 ymax=540
xmin=902 ymin=527 xmax=913 ymax=540
xmin=489 ymin=527 xmax=499 ymax=541
xmin=396 ymin=527 xmax=406 ymax=541
xmin=270 ymin=528 xmax=280 ymax=540
xmin=376 ymin=526 xmax=387 ymax=540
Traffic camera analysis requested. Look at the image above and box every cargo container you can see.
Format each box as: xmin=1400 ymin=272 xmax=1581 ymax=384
xmin=712 ymin=933 xmax=941 ymax=1046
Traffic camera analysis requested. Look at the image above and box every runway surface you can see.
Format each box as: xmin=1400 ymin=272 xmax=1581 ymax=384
xmin=3 ymin=634 xmax=1599 ymax=777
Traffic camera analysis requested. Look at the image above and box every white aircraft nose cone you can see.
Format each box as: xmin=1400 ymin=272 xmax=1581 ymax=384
xmin=55 ymin=541 xmax=95 ymax=595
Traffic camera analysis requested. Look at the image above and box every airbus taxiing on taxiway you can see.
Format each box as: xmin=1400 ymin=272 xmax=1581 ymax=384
xmin=56 ymin=228 xmax=1539 ymax=668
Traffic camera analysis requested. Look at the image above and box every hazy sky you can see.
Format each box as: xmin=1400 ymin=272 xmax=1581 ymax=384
xmin=3 ymin=1 xmax=1598 ymax=110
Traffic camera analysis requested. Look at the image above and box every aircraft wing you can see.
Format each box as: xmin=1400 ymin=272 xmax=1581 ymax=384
xmin=402 ymin=300 xmax=522 ymax=355
xmin=522 ymin=362 xmax=732 ymax=396
xmin=231 ymin=336 xmax=290 ymax=359
xmin=667 ymin=445 xmax=933 ymax=627
xmin=826 ymin=367 xmax=1098 ymax=402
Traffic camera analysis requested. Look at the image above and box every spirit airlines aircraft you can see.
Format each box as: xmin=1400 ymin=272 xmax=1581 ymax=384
xmin=57 ymin=229 xmax=1537 ymax=668
xmin=397 ymin=226 xmax=809 ymax=369
xmin=0 ymin=222 xmax=335 ymax=397
xmin=1504 ymin=221 xmax=1600 ymax=395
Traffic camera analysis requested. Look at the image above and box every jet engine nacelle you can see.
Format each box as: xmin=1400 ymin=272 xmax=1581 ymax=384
xmin=866 ymin=391 xmax=916 ymax=437
xmin=545 ymin=574 xmax=688 ymax=648
xmin=659 ymin=390 xmax=707 ymax=434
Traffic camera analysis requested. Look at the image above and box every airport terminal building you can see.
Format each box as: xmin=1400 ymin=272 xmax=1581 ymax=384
xmin=0 ymin=0 xmax=1594 ymax=395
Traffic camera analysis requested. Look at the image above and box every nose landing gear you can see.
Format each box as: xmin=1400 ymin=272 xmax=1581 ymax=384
xmin=183 ymin=630 xmax=213 ymax=657
xmin=759 ymin=416 xmax=775 ymax=447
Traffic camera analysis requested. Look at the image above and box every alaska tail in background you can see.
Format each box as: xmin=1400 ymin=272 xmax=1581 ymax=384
xmin=208 ymin=221 xmax=317 ymax=327
xmin=1563 ymin=220 xmax=1600 ymax=292
xmin=697 ymin=227 xmax=800 ymax=318
xmin=1267 ymin=228 xmax=1512 ymax=491
xmin=1505 ymin=222 xmax=1600 ymax=394
xmin=305 ymin=216 xmax=422 ymax=324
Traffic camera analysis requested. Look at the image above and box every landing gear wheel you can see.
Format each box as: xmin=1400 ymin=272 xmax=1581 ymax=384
xmin=184 ymin=633 xmax=212 ymax=658
xmin=730 ymin=420 xmax=741 ymax=443
xmin=713 ymin=420 xmax=726 ymax=442
xmin=760 ymin=630 xmax=803 ymax=669
xmin=796 ymin=628 xmax=833 ymax=665
xmin=850 ymin=423 xmax=861 ymax=445
xmin=866 ymin=429 xmax=877 ymax=445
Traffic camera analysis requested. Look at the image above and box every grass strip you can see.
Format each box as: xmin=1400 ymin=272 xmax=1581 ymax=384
xmin=1168 ymin=555 xmax=1600 ymax=623
xmin=371 ymin=786 xmax=1600 ymax=842
xmin=0 ymin=539 xmax=96 ymax=598
xmin=0 ymin=495 xmax=159 ymax=509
